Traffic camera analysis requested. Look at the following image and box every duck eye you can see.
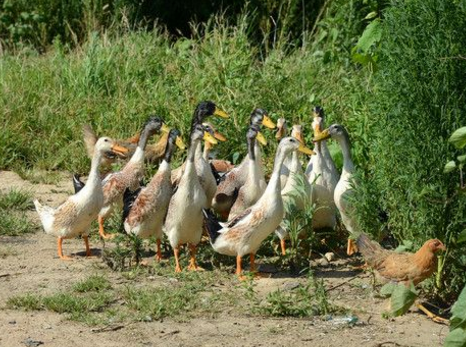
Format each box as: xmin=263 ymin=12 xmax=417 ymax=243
xmin=104 ymin=139 xmax=108 ymax=142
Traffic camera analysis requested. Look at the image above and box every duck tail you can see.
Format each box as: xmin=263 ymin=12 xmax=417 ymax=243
xmin=72 ymin=174 xmax=85 ymax=194
xmin=202 ymin=209 xmax=222 ymax=244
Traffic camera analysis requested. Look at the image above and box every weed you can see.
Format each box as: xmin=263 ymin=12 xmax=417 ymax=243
xmin=0 ymin=211 xmax=36 ymax=236
xmin=7 ymin=293 xmax=43 ymax=311
xmin=73 ymin=275 xmax=112 ymax=293
xmin=0 ymin=189 xmax=33 ymax=210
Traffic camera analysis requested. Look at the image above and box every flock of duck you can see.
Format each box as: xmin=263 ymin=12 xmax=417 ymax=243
xmin=34 ymin=101 xmax=359 ymax=277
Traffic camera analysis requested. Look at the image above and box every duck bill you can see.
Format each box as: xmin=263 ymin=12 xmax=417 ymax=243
xmin=262 ymin=115 xmax=276 ymax=129
xmin=313 ymin=128 xmax=330 ymax=142
xmin=111 ymin=144 xmax=129 ymax=156
xmin=175 ymin=136 xmax=186 ymax=150
xmin=214 ymin=131 xmax=227 ymax=142
xmin=203 ymin=131 xmax=218 ymax=145
xmin=214 ymin=107 xmax=229 ymax=119
xmin=161 ymin=124 xmax=171 ymax=134
xmin=256 ymin=131 xmax=267 ymax=146
xmin=298 ymin=143 xmax=315 ymax=156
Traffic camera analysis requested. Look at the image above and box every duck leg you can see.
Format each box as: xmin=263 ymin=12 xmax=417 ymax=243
xmin=280 ymin=239 xmax=287 ymax=256
xmin=347 ymin=238 xmax=358 ymax=256
xmin=98 ymin=216 xmax=114 ymax=239
xmin=236 ymin=255 xmax=244 ymax=279
xmin=174 ymin=246 xmax=182 ymax=273
xmin=155 ymin=239 xmax=162 ymax=262
xmin=415 ymin=302 xmax=449 ymax=325
xmin=57 ymin=237 xmax=72 ymax=260
xmin=83 ymin=235 xmax=91 ymax=257
xmin=187 ymin=244 xmax=204 ymax=271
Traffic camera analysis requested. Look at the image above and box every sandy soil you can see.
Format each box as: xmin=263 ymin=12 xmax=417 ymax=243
xmin=0 ymin=171 xmax=449 ymax=347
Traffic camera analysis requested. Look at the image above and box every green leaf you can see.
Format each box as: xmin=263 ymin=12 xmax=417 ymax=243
xmin=457 ymin=230 xmax=466 ymax=245
xmin=395 ymin=240 xmax=413 ymax=252
xmin=445 ymin=161 xmax=457 ymax=173
xmin=449 ymin=127 xmax=466 ymax=149
xmin=364 ymin=11 xmax=378 ymax=20
xmin=458 ymin=155 xmax=466 ymax=164
xmin=355 ymin=19 xmax=382 ymax=53
xmin=450 ymin=286 xmax=466 ymax=330
xmin=444 ymin=327 xmax=466 ymax=347
xmin=390 ymin=284 xmax=417 ymax=316
xmin=380 ymin=283 xmax=396 ymax=297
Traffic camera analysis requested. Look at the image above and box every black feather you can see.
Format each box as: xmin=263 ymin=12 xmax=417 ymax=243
xmin=210 ymin=162 xmax=222 ymax=184
xmin=72 ymin=174 xmax=85 ymax=194
xmin=202 ymin=209 xmax=223 ymax=244
xmin=122 ymin=187 xmax=142 ymax=226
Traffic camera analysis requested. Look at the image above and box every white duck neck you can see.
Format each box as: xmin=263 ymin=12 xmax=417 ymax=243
xmin=87 ymin=150 xmax=103 ymax=188
xmin=131 ymin=127 xmax=153 ymax=163
xmin=264 ymin=145 xmax=289 ymax=196
xmin=338 ymin=133 xmax=354 ymax=175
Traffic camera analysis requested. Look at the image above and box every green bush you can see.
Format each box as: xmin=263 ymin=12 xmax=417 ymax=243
xmin=353 ymin=0 xmax=466 ymax=302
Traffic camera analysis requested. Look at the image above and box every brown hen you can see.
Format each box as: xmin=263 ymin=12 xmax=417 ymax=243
xmin=356 ymin=233 xmax=446 ymax=285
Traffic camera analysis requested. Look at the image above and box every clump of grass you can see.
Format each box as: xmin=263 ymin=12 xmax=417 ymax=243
xmin=73 ymin=275 xmax=111 ymax=293
xmin=7 ymin=293 xmax=43 ymax=311
xmin=258 ymin=274 xmax=341 ymax=317
xmin=0 ymin=189 xmax=33 ymax=210
xmin=0 ymin=212 xmax=35 ymax=236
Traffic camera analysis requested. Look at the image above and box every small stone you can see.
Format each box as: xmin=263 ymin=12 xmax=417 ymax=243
xmin=9 ymin=320 xmax=16 ymax=324
xmin=324 ymin=252 xmax=335 ymax=262
xmin=23 ymin=338 xmax=44 ymax=347
xmin=317 ymin=257 xmax=330 ymax=267
xmin=282 ymin=282 xmax=300 ymax=291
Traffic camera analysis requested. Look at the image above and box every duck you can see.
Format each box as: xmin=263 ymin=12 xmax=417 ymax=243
xmin=212 ymin=108 xmax=275 ymax=218
xmin=203 ymin=136 xmax=314 ymax=278
xmin=200 ymin=122 xmax=234 ymax=174
xmin=98 ymin=116 xmax=169 ymax=239
xmin=275 ymin=124 xmax=314 ymax=255
xmin=228 ymin=124 xmax=268 ymax=219
xmin=82 ymin=123 xmax=176 ymax=166
xmin=34 ymin=137 xmax=128 ymax=260
xmin=275 ymin=118 xmax=291 ymax=189
xmin=164 ymin=123 xmax=218 ymax=272
xmin=313 ymin=123 xmax=359 ymax=254
xmin=122 ymin=129 xmax=184 ymax=262
xmin=306 ymin=106 xmax=340 ymax=230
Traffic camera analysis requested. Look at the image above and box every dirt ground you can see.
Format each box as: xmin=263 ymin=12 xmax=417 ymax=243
xmin=0 ymin=171 xmax=449 ymax=347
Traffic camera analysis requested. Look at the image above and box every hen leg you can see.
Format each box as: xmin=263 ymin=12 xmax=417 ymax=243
xmin=347 ymin=238 xmax=358 ymax=256
xmin=98 ymin=216 xmax=114 ymax=239
xmin=57 ymin=237 xmax=72 ymax=260
xmin=415 ymin=302 xmax=449 ymax=325
xmin=187 ymin=244 xmax=204 ymax=271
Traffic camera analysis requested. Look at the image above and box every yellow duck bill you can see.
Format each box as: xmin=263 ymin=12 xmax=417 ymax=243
xmin=313 ymin=128 xmax=331 ymax=142
xmin=203 ymin=131 xmax=218 ymax=145
xmin=175 ymin=136 xmax=186 ymax=150
xmin=111 ymin=144 xmax=129 ymax=156
xmin=214 ymin=107 xmax=229 ymax=119
xmin=262 ymin=115 xmax=276 ymax=129
xmin=256 ymin=131 xmax=267 ymax=146
xmin=161 ymin=124 xmax=171 ymax=134
xmin=298 ymin=143 xmax=315 ymax=155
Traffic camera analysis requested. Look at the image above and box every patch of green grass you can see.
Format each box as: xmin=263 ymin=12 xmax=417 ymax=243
xmin=0 ymin=211 xmax=36 ymax=236
xmin=257 ymin=274 xmax=342 ymax=317
xmin=73 ymin=275 xmax=112 ymax=293
xmin=7 ymin=293 xmax=43 ymax=311
xmin=0 ymin=189 xmax=33 ymax=210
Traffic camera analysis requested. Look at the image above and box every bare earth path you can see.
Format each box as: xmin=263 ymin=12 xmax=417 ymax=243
xmin=0 ymin=171 xmax=448 ymax=347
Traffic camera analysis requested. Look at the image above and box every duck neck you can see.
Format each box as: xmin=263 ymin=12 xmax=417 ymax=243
xmin=289 ymin=151 xmax=301 ymax=174
xmin=247 ymin=137 xmax=260 ymax=183
xmin=203 ymin=141 xmax=213 ymax=160
xmin=131 ymin=127 xmax=153 ymax=163
xmin=87 ymin=150 xmax=103 ymax=188
xmin=264 ymin=146 xmax=288 ymax=196
xmin=338 ymin=133 xmax=354 ymax=175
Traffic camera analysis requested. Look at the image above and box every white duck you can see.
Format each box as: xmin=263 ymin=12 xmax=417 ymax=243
xmin=203 ymin=136 xmax=314 ymax=278
xmin=228 ymin=124 xmax=268 ymax=219
xmin=34 ymin=138 xmax=128 ymax=260
xmin=98 ymin=116 xmax=169 ymax=239
xmin=275 ymin=124 xmax=314 ymax=255
xmin=122 ymin=129 xmax=184 ymax=261
xmin=306 ymin=106 xmax=339 ymax=230
xmin=314 ymin=123 xmax=359 ymax=254
xmin=164 ymin=123 xmax=218 ymax=272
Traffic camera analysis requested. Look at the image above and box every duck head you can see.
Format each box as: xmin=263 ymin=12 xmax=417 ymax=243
xmin=313 ymin=123 xmax=347 ymax=142
xmin=291 ymin=124 xmax=305 ymax=144
xmin=278 ymin=136 xmax=314 ymax=157
xmin=95 ymin=137 xmax=129 ymax=158
xmin=250 ymin=108 xmax=275 ymax=129
xmin=275 ymin=118 xmax=287 ymax=140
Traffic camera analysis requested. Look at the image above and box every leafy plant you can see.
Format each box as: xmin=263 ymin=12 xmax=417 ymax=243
xmin=444 ymin=285 xmax=466 ymax=347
